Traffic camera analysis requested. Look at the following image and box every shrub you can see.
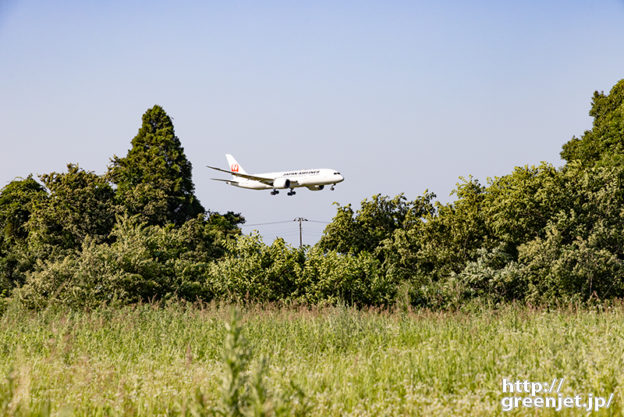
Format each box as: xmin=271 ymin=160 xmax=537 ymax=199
xmin=207 ymin=234 xmax=303 ymax=303
xmin=298 ymin=248 xmax=390 ymax=306
xmin=17 ymin=216 xmax=220 ymax=308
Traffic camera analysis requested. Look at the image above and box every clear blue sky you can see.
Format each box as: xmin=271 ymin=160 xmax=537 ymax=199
xmin=2 ymin=0 xmax=624 ymax=245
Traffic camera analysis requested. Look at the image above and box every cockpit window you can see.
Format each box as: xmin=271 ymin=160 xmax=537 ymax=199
xmin=334 ymin=172 xmax=340 ymax=175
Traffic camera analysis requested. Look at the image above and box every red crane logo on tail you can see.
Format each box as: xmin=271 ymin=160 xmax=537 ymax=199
xmin=231 ymin=164 xmax=239 ymax=173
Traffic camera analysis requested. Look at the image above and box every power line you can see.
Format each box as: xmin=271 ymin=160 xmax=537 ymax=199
xmin=240 ymin=218 xmax=330 ymax=247
xmin=242 ymin=220 xmax=294 ymax=227
xmin=241 ymin=219 xmax=330 ymax=227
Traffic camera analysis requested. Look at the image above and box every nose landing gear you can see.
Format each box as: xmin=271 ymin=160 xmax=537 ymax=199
xmin=330 ymin=184 xmax=336 ymax=191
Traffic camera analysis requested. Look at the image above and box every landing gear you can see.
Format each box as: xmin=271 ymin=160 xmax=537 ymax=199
xmin=330 ymin=184 xmax=336 ymax=191
xmin=271 ymin=189 xmax=279 ymax=195
xmin=287 ymin=189 xmax=296 ymax=196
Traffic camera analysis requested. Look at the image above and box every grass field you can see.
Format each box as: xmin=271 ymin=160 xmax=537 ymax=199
xmin=1 ymin=301 xmax=623 ymax=416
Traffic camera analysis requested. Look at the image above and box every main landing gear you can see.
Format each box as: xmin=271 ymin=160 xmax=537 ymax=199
xmin=271 ymin=189 xmax=296 ymax=196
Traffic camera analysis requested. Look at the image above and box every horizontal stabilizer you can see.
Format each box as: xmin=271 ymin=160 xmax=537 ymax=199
xmin=211 ymin=178 xmax=238 ymax=185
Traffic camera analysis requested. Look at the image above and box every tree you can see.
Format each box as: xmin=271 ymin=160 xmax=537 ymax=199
xmin=108 ymin=105 xmax=204 ymax=225
xmin=19 ymin=214 xmax=238 ymax=308
xmin=561 ymin=79 xmax=624 ymax=167
xmin=206 ymin=211 xmax=245 ymax=241
xmin=516 ymin=163 xmax=624 ymax=302
xmin=401 ymin=177 xmax=488 ymax=281
xmin=27 ymin=164 xmax=116 ymax=253
xmin=0 ymin=176 xmax=47 ymax=243
xmin=482 ymin=163 xmax=565 ymax=251
xmin=318 ymin=193 xmax=435 ymax=255
xmin=0 ymin=176 xmax=47 ymax=292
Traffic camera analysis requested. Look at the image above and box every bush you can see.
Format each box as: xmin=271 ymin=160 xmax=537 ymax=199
xmin=207 ymin=234 xmax=303 ymax=303
xmin=519 ymin=221 xmax=624 ymax=304
xmin=17 ymin=216 xmax=221 ymax=308
xmin=298 ymin=248 xmax=391 ymax=306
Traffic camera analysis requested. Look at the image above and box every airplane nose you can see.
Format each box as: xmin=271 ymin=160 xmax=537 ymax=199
xmin=338 ymin=174 xmax=344 ymax=182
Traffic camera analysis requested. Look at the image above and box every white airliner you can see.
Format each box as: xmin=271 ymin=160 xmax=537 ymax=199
xmin=207 ymin=154 xmax=344 ymax=196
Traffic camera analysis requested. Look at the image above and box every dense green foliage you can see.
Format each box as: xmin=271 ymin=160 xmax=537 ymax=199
xmin=3 ymin=80 xmax=624 ymax=309
xmin=316 ymin=79 xmax=624 ymax=308
xmin=0 ymin=176 xmax=47 ymax=293
xmin=0 ymin=106 xmax=243 ymax=306
xmin=1 ymin=302 xmax=622 ymax=416
xmin=561 ymin=80 xmax=624 ymax=167
xmin=19 ymin=216 xmax=219 ymax=308
xmin=108 ymin=105 xmax=205 ymax=226
xmin=28 ymin=164 xmax=116 ymax=252
xmin=318 ymin=193 xmax=436 ymax=255
xmin=0 ymin=175 xmax=46 ymax=243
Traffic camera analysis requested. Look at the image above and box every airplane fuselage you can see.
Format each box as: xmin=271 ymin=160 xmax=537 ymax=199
xmin=227 ymin=168 xmax=343 ymax=190
xmin=207 ymin=154 xmax=344 ymax=195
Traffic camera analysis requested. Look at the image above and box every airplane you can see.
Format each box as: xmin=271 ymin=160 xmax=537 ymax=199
xmin=207 ymin=154 xmax=344 ymax=196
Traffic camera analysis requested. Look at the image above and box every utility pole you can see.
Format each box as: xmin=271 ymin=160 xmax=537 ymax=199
xmin=293 ymin=217 xmax=308 ymax=248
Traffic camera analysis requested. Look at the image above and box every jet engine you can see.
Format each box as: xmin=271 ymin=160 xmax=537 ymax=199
xmin=272 ymin=177 xmax=291 ymax=189
xmin=306 ymin=185 xmax=324 ymax=191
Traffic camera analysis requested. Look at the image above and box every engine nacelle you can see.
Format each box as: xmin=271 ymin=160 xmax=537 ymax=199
xmin=272 ymin=177 xmax=291 ymax=189
xmin=306 ymin=185 xmax=324 ymax=191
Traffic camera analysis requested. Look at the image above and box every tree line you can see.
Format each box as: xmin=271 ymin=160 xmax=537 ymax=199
xmin=2 ymin=79 xmax=624 ymax=309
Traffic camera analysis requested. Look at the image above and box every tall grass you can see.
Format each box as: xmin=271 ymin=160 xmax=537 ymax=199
xmin=0 ymin=300 xmax=622 ymax=416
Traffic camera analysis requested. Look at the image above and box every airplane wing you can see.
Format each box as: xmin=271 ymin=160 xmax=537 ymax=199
xmin=206 ymin=165 xmax=276 ymax=185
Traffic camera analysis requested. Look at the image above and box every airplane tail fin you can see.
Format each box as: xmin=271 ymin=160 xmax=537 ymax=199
xmin=225 ymin=154 xmax=247 ymax=175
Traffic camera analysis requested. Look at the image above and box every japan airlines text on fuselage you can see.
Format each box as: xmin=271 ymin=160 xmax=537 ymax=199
xmin=207 ymin=154 xmax=344 ymax=196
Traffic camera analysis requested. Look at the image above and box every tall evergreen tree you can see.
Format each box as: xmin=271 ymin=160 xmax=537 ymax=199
xmin=108 ymin=105 xmax=204 ymax=225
